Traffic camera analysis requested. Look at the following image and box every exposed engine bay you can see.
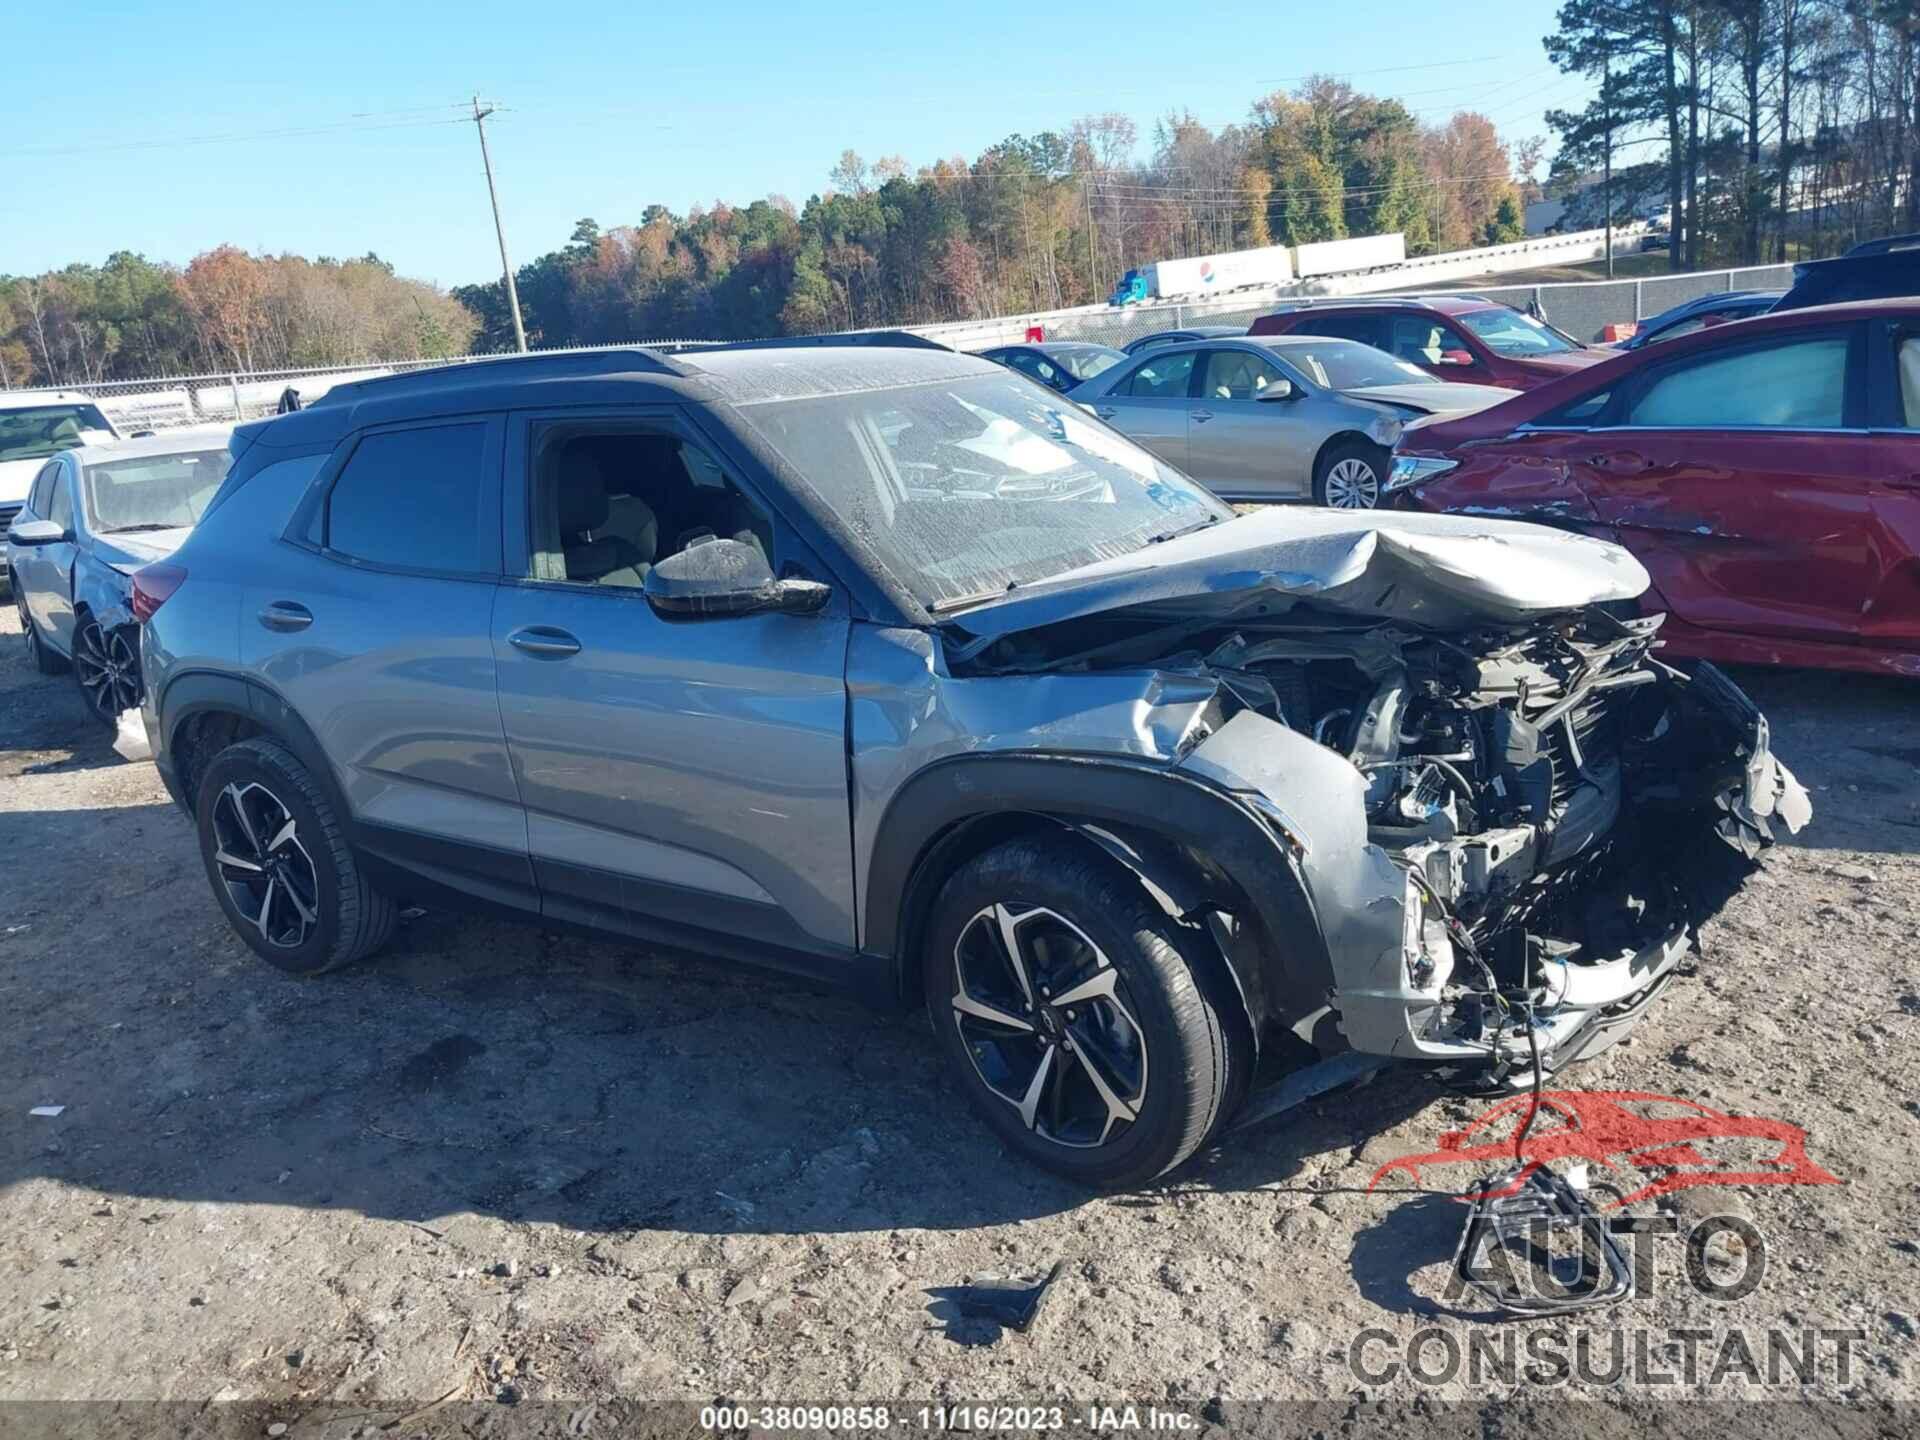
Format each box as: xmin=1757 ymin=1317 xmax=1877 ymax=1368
xmin=953 ymin=600 xmax=1811 ymax=1082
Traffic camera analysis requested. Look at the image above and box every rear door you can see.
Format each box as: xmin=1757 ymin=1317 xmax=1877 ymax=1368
xmin=489 ymin=407 xmax=857 ymax=960
xmin=241 ymin=415 xmax=533 ymax=900
xmin=1088 ymin=348 xmax=1198 ymax=470
xmin=1185 ymin=346 xmax=1318 ymax=499
xmin=1859 ymin=317 xmax=1920 ymax=655
xmin=1571 ymin=323 xmax=1890 ymax=646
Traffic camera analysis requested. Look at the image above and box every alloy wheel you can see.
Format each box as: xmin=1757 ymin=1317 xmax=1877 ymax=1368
xmin=74 ymin=622 xmax=142 ymax=718
xmin=1324 ymin=457 xmax=1381 ymax=509
xmin=949 ymin=903 xmax=1149 ymax=1148
xmin=210 ymin=781 xmax=321 ymax=950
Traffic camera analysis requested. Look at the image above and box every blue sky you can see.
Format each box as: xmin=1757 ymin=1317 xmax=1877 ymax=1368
xmin=10 ymin=2 xmax=1592 ymax=290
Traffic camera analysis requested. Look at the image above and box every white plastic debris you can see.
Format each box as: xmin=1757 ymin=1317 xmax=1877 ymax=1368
xmin=29 ymin=1106 xmax=65 ymax=1118
xmin=112 ymin=708 xmax=152 ymax=764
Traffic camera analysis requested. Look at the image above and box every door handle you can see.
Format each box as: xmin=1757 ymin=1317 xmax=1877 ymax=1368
xmin=1094 ymin=405 xmax=1117 ymax=420
xmin=507 ymin=626 xmax=581 ymax=659
xmin=1585 ymin=451 xmax=1653 ymax=473
xmin=1190 ymin=409 xmax=1215 ymax=423
xmin=257 ymin=601 xmax=313 ymax=633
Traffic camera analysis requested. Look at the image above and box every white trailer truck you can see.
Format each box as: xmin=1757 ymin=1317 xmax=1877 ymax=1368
xmin=1108 ymin=244 xmax=1296 ymax=305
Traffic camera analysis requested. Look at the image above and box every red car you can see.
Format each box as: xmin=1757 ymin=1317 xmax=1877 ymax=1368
xmin=1388 ymin=300 xmax=1920 ymax=677
xmin=1248 ymin=295 xmax=1614 ymax=391
xmin=1367 ymin=1090 xmax=1841 ymax=1209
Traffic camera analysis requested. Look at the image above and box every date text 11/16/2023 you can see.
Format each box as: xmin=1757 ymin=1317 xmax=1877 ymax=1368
xmin=699 ymin=1405 xmax=1202 ymax=1432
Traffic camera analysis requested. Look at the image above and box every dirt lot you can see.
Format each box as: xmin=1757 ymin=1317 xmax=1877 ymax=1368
xmin=2 ymin=600 xmax=1917 ymax=1428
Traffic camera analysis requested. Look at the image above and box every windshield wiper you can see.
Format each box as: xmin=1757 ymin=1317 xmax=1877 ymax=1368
xmin=101 ymin=523 xmax=183 ymax=534
xmin=928 ymin=580 xmax=1019 ymax=615
xmin=1147 ymin=514 xmax=1224 ymax=545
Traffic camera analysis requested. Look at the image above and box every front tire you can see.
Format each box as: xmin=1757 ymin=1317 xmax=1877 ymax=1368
xmin=1313 ymin=440 xmax=1387 ymax=510
xmin=72 ymin=617 xmax=142 ymax=725
xmin=923 ymin=836 xmax=1239 ymax=1188
xmin=194 ymin=737 xmax=397 ymax=976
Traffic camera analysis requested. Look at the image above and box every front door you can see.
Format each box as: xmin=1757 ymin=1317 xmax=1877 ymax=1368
xmin=29 ymin=461 xmax=82 ymax=652
xmin=1090 ymin=349 xmax=1197 ymax=471
xmin=490 ymin=410 xmax=857 ymax=961
xmin=1184 ymin=346 xmax=1319 ymax=499
xmin=1572 ymin=323 xmax=1890 ymax=646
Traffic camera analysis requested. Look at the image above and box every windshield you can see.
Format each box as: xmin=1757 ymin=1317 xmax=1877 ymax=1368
xmin=0 ymin=404 xmax=116 ymax=463
xmin=84 ymin=448 xmax=231 ymax=533
xmin=1459 ymin=307 xmax=1581 ymax=356
xmin=735 ymin=373 xmax=1229 ymax=609
xmin=1277 ymin=340 xmax=1436 ymax=390
xmin=1053 ymin=347 xmax=1126 ymax=381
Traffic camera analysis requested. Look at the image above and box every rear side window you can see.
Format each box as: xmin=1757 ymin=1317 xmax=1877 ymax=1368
xmin=1293 ymin=314 xmax=1386 ymax=348
xmin=1627 ymin=335 xmax=1848 ymax=429
xmin=326 ymin=422 xmax=493 ymax=573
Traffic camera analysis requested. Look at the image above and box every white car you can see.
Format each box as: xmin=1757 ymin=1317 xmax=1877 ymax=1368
xmin=8 ymin=429 xmax=232 ymax=724
xmin=1 ymin=391 xmax=123 ymax=592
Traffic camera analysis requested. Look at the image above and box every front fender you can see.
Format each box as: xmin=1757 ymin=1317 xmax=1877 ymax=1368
xmin=73 ymin=553 xmax=136 ymax=632
xmin=863 ymin=751 xmax=1337 ymax=1040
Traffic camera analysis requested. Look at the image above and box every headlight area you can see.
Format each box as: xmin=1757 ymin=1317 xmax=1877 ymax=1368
xmin=1385 ymin=452 xmax=1458 ymax=493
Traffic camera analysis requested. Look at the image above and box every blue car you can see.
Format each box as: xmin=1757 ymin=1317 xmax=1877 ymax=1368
xmin=1619 ymin=290 xmax=1781 ymax=350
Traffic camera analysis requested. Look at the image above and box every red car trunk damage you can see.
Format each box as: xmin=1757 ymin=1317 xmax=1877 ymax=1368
xmin=1387 ymin=298 xmax=1920 ymax=677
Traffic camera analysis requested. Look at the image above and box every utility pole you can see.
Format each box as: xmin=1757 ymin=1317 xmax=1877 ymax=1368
xmin=1602 ymin=48 xmax=1615 ymax=280
xmin=471 ymin=95 xmax=527 ymax=353
xmin=1084 ymin=177 xmax=1099 ymax=300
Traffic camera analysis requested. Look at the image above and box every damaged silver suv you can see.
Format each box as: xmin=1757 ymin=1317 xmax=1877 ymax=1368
xmin=138 ymin=339 xmax=1808 ymax=1186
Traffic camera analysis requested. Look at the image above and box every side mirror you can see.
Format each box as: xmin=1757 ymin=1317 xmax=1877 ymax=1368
xmin=643 ymin=538 xmax=830 ymax=619
xmin=1254 ymin=378 xmax=1297 ymax=401
xmin=1437 ymin=349 xmax=1475 ymax=367
xmin=8 ymin=518 xmax=69 ymax=547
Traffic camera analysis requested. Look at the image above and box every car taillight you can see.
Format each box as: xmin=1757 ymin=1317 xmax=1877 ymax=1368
xmin=130 ymin=562 xmax=187 ymax=622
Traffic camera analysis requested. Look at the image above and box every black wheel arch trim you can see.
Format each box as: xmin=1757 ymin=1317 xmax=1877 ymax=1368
xmin=864 ymin=752 xmax=1337 ymax=1038
xmin=156 ymin=670 xmax=348 ymax=821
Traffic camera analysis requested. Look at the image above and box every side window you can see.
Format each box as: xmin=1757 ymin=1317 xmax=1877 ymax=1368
xmin=527 ymin=426 xmax=773 ymax=590
xmin=1391 ymin=317 xmax=1473 ymax=366
xmin=1627 ymin=335 xmax=1849 ymax=429
xmin=28 ymin=463 xmax=59 ymax=516
xmin=326 ymin=422 xmax=494 ymax=573
xmin=1537 ymin=388 xmax=1614 ymax=428
xmin=1298 ymin=315 xmax=1385 ymax=349
xmin=1119 ymin=350 xmax=1197 ymax=398
xmin=1200 ymin=349 xmax=1287 ymax=401
xmin=46 ymin=471 xmax=73 ymax=530
xmin=1898 ymin=333 xmax=1919 ymax=428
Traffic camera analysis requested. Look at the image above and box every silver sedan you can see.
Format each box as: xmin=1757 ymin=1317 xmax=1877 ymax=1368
xmin=1068 ymin=335 xmax=1515 ymax=507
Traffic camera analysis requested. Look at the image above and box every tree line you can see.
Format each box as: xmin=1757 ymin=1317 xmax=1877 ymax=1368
xmin=1544 ymin=0 xmax=1917 ymax=266
xmin=0 ymin=249 xmax=476 ymax=388
xmin=451 ymin=82 xmax=1532 ymax=350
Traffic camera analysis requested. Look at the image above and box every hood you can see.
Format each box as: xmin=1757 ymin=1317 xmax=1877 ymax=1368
xmin=1506 ymin=348 xmax=1611 ymax=375
xmin=1346 ymin=382 xmax=1518 ymax=415
xmin=0 ymin=457 xmax=42 ymax=505
xmin=93 ymin=527 xmax=191 ymax=571
xmin=944 ymin=505 xmax=1650 ymax=645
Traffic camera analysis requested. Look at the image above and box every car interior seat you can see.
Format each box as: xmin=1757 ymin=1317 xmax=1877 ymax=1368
xmin=556 ymin=447 xmax=651 ymax=587
xmin=1901 ymin=336 xmax=1920 ymax=427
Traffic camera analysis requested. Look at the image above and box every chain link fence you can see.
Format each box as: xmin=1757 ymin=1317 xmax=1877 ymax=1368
xmin=10 ymin=264 xmax=1797 ymax=428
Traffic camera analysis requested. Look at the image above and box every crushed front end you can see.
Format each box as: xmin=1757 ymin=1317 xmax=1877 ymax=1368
xmin=1171 ymin=607 xmax=1809 ymax=1081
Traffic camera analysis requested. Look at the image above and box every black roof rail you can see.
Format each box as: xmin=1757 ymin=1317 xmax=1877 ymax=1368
xmin=1841 ymin=232 xmax=1920 ymax=257
xmin=659 ymin=330 xmax=952 ymax=355
xmin=306 ymin=346 xmax=699 ymax=408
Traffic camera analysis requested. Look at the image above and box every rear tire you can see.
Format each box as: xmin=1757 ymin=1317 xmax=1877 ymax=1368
xmin=1313 ymin=440 xmax=1387 ymax=510
xmin=16 ymin=589 xmax=66 ymax=675
xmin=922 ymin=835 xmax=1241 ymax=1188
xmin=194 ymin=737 xmax=396 ymax=976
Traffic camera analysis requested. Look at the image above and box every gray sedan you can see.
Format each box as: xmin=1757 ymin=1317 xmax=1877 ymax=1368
xmin=1069 ymin=335 xmax=1515 ymax=507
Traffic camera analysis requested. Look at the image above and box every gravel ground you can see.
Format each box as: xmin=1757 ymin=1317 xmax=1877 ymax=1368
xmin=2 ymin=599 xmax=1916 ymax=1430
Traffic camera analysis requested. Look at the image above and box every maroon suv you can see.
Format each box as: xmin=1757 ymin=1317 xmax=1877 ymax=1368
xmin=1249 ymin=296 xmax=1614 ymax=391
